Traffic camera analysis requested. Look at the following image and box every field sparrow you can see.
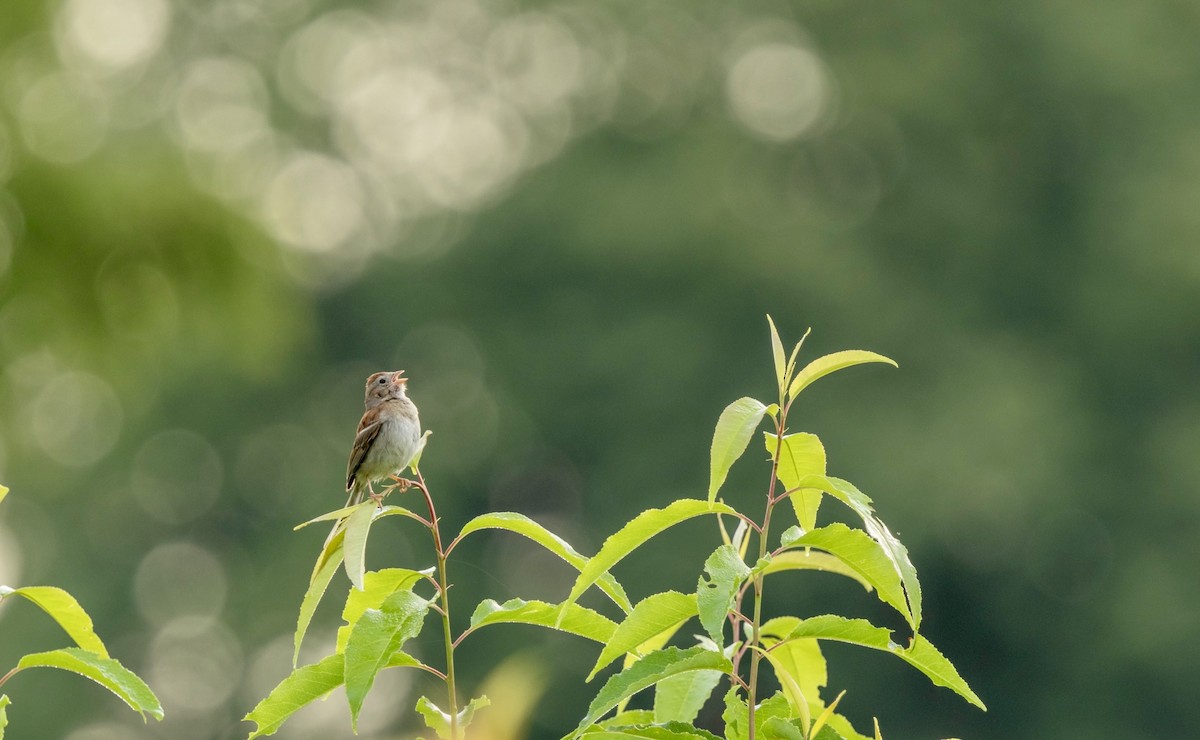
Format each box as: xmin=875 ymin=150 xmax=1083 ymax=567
xmin=344 ymin=370 xmax=422 ymax=506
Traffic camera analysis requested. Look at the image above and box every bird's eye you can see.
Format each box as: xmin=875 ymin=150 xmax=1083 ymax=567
xmin=377 ymin=377 xmax=387 ymax=384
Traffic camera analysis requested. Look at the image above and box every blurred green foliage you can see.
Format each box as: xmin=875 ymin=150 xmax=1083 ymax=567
xmin=0 ymin=0 xmax=1196 ymax=737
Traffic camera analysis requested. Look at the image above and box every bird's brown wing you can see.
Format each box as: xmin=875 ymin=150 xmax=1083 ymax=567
xmin=346 ymin=419 xmax=383 ymax=491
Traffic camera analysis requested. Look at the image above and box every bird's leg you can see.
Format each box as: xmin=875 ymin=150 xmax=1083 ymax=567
xmin=366 ymin=481 xmax=385 ymax=508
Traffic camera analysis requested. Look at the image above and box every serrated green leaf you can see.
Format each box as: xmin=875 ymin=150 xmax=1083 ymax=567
xmin=0 ymin=586 xmax=109 ymax=657
xmin=456 ymin=512 xmax=632 ymax=613
xmin=0 ymin=694 xmax=9 ymax=739
xmin=654 ymin=668 xmax=723 ymax=724
xmin=245 ymin=654 xmax=343 ymax=738
xmin=469 ymin=598 xmax=617 ymax=643
xmin=696 ymin=546 xmax=750 ymax=644
xmin=780 ymin=615 xmax=985 ymax=710
xmin=787 ymin=350 xmax=897 ymax=400
xmin=590 ymin=592 xmax=698 ymax=680
xmin=565 ymin=500 xmax=738 ymax=617
xmin=336 ymin=568 xmax=426 ymax=653
xmin=785 ymin=524 xmax=912 ymax=627
xmin=569 ymin=646 xmax=732 ymax=739
xmin=709 ymin=398 xmax=769 ymax=502
xmin=722 ymin=686 xmax=749 ymax=740
xmin=760 ymin=716 xmax=805 ymax=740
xmin=294 ymin=529 xmax=345 ymax=666
xmin=344 ymin=590 xmax=430 ymax=729
xmin=342 ymin=502 xmax=378 ymax=591
xmin=416 ymin=695 xmax=490 ymax=740
xmin=793 ymin=475 xmax=921 ymax=628
xmin=765 ymin=432 xmax=827 ymax=532
xmin=760 ymin=551 xmax=873 ymax=591
xmin=15 ymin=648 xmax=162 ymax=721
xmin=587 ymin=721 xmax=722 ymax=740
xmin=823 ymin=713 xmax=873 ymax=740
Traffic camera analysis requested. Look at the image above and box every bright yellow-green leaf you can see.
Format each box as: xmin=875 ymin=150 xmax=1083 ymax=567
xmin=787 ymin=350 xmax=897 ymax=401
xmin=15 ymin=648 xmax=163 ymax=721
xmin=767 ymin=315 xmax=787 ymax=392
xmin=416 ymin=695 xmax=490 ymax=740
xmin=344 ymin=590 xmax=430 ymax=730
xmin=563 ymin=500 xmax=737 ymax=618
xmin=785 ymin=524 xmax=912 ymax=627
xmin=760 ymin=617 xmax=826 ymax=711
xmin=468 ymin=598 xmax=617 ymax=644
xmin=709 ymin=398 xmax=770 ymax=502
xmin=0 ymin=694 xmax=9 ymax=738
xmin=754 ymin=647 xmax=811 ymax=730
xmin=780 ymin=615 xmax=985 ymax=710
xmin=336 ymin=568 xmax=426 ymax=652
xmin=342 ymin=502 xmax=378 ymax=591
xmin=590 ymin=592 xmax=697 ymax=681
xmin=0 ymin=484 xmax=8 ymax=505
xmin=570 ymin=647 xmax=732 ymax=739
xmin=456 ymin=512 xmax=631 ymax=613
xmin=294 ymin=529 xmax=345 ymax=666
xmin=760 ymin=551 xmax=873 ymax=591
xmin=0 ymin=586 xmax=109 ymax=657
xmin=807 ymin=689 xmax=846 ymax=740
xmin=791 ymin=475 xmax=922 ymax=628
xmin=764 ymin=432 xmax=827 ymax=531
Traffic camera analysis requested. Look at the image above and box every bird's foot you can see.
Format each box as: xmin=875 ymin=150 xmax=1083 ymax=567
xmin=387 ymin=475 xmax=414 ymax=493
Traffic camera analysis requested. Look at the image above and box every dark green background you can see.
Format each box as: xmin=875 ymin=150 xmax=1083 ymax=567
xmin=1 ymin=0 xmax=1196 ymax=738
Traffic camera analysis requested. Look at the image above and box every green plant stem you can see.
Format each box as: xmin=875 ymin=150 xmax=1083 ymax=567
xmin=747 ymin=411 xmax=787 ymax=740
xmin=0 ymin=665 xmax=17 ymax=690
xmin=415 ymin=470 xmax=461 ymax=740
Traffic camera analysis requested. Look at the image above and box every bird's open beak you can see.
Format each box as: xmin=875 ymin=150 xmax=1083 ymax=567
xmin=392 ymin=371 xmax=407 ymax=385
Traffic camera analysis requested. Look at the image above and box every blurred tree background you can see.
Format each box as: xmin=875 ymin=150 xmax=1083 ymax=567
xmin=0 ymin=0 xmax=1196 ymax=737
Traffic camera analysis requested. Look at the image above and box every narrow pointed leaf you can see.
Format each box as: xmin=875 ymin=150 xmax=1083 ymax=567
xmin=570 ymin=646 xmax=732 ymax=739
xmin=808 ymin=690 xmax=846 ymax=740
xmin=291 ymin=537 xmax=340 ymax=662
xmin=764 ymin=432 xmax=827 ymax=532
xmin=565 ymin=500 xmax=738 ymax=614
xmin=696 ymin=545 xmax=750 ymax=644
xmin=344 ymin=590 xmax=431 ymax=729
xmin=587 ymin=722 xmax=721 ymax=739
xmin=342 ymin=502 xmax=377 ymax=591
xmin=245 ymin=654 xmax=344 ymax=738
xmin=794 ymin=475 xmax=921 ymax=628
xmin=294 ymin=530 xmax=344 ymax=666
xmin=336 ymin=568 xmax=426 ymax=652
xmin=785 ymin=524 xmax=912 ymax=626
xmin=0 ymin=586 xmax=109 ymax=657
xmin=653 ymin=668 xmax=723 ymax=723
xmin=456 ymin=512 xmax=631 ymax=613
xmin=590 ymin=592 xmax=697 ymax=680
xmin=756 ymin=649 xmax=811 ymax=730
xmin=787 ymin=350 xmax=897 ymax=400
xmin=469 ymin=598 xmax=617 ymax=643
xmin=294 ymin=505 xmax=361 ymax=530
xmin=781 ymin=615 xmax=984 ymax=709
xmin=767 ymin=315 xmax=787 ymax=391
xmin=709 ymin=397 xmax=769 ymax=502
xmin=15 ymin=648 xmax=162 ymax=721
xmin=761 ymin=551 xmax=873 ymax=591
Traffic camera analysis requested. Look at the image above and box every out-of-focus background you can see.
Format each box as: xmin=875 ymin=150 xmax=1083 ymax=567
xmin=0 ymin=0 xmax=1196 ymax=737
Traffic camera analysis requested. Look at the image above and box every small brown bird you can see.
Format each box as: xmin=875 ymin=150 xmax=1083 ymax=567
xmin=344 ymin=370 xmax=422 ymax=507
